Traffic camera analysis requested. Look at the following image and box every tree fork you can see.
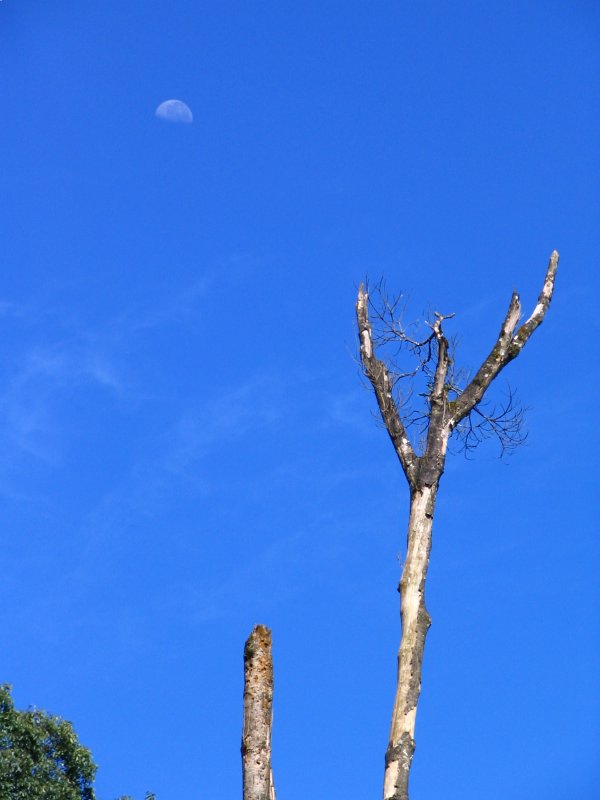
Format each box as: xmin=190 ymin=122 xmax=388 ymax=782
xmin=242 ymin=625 xmax=276 ymax=800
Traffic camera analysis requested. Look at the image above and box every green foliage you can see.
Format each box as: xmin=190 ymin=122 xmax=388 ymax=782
xmin=0 ymin=684 xmax=96 ymax=800
xmin=0 ymin=686 xmax=155 ymax=800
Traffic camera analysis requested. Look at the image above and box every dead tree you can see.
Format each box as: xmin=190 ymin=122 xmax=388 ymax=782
xmin=242 ymin=625 xmax=276 ymax=800
xmin=355 ymin=251 xmax=559 ymax=800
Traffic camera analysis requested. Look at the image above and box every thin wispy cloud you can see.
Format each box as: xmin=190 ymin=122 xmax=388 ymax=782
xmin=161 ymin=507 xmax=354 ymax=625
xmin=76 ymin=371 xmax=294 ymax=547
xmin=0 ymin=273 xmax=217 ymax=478
xmin=321 ymin=386 xmax=371 ymax=434
xmin=163 ymin=374 xmax=285 ymax=478
xmin=105 ymin=277 xmax=210 ymax=337
xmin=0 ymin=300 xmax=31 ymax=320
xmin=0 ymin=343 xmax=124 ymax=468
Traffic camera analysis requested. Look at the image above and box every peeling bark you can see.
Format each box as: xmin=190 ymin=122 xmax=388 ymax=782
xmin=242 ymin=625 xmax=276 ymax=800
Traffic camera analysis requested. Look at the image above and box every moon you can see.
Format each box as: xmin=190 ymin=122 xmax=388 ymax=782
xmin=155 ymin=99 xmax=193 ymax=124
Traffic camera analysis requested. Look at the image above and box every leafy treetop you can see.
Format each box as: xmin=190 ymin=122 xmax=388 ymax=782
xmin=0 ymin=685 xmax=155 ymax=800
xmin=0 ymin=683 xmax=96 ymax=800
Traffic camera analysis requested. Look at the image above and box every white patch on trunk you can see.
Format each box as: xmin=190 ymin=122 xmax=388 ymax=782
xmin=383 ymin=485 xmax=436 ymax=799
xmin=383 ymin=760 xmax=401 ymax=800
xmin=361 ymin=329 xmax=372 ymax=358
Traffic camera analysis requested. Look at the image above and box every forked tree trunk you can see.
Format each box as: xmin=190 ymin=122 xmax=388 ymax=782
xmin=356 ymin=252 xmax=558 ymax=800
xmin=242 ymin=625 xmax=276 ymax=800
xmin=384 ymin=485 xmax=437 ymax=800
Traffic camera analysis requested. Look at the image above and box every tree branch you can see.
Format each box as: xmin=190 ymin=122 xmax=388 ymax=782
xmin=418 ymin=314 xmax=453 ymax=486
xmin=356 ymin=283 xmax=418 ymax=486
xmin=448 ymin=251 xmax=558 ymax=429
xmin=509 ymin=250 xmax=559 ymax=355
xmin=242 ymin=625 xmax=276 ymax=800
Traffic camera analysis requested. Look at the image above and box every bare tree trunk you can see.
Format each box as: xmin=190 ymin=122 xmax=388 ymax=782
xmin=242 ymin=625 xmax=276 ymax=800
xmin=356 ymin=252 xmax=558 ymax=800
xmin=383 ymin=485 xmax=436 ymax=800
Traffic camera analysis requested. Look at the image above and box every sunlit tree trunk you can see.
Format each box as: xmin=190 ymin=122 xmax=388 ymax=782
xmin=242 ymin=625 xmax=276 ymax=800
xmin=383 ymin=485 xmax=436 ymax=800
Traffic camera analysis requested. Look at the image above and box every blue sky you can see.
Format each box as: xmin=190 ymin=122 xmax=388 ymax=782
xmin=1 ymin=2 xmax=598 ymax=798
